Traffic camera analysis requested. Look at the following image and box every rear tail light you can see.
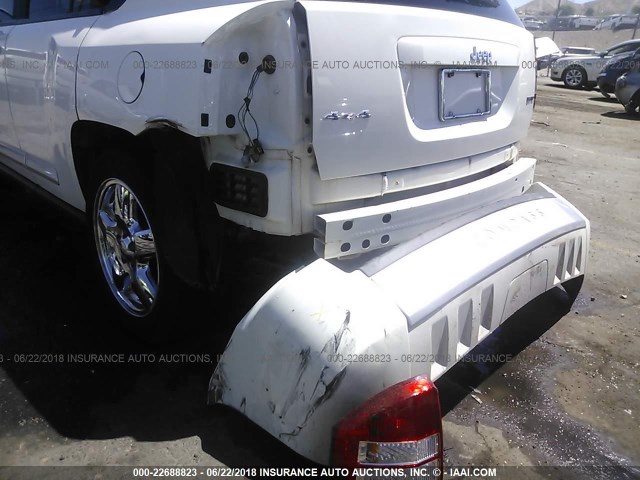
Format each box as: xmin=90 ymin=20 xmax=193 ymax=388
xmin=332 ymin=376 xmax=443 ymax=479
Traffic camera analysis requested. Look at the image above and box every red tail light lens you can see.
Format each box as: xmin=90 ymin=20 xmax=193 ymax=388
xmin=332 ymin=375 xmax=443 ymax=473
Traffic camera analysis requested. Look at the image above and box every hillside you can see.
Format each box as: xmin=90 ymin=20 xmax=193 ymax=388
xmin=581 ymin=0 xmax=640 ymax=15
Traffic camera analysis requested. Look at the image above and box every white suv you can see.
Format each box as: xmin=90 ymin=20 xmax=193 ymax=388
xmin=0 ymin=0 xmax=589 ymax=470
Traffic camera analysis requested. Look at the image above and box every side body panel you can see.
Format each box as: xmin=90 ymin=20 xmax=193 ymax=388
xmin=4 ymin=16 xmax=97 ymax=204
xmin=0 ymin=24 xmax=22 ymax=164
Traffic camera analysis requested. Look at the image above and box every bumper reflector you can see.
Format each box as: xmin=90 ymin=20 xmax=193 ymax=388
xmin=358 ymin=434 xmax=439 ymax=466
xmin=209 ymin=163 xmax=268 ymax=217
xmin=332 ymin=375 xmax=443 ymax=478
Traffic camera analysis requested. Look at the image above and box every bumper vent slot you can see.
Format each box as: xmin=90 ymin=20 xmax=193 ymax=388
xmin=210 ymin=163 xmax=268 ymax=218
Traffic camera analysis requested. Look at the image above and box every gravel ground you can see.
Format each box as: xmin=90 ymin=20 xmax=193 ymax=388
xmin=0 ymin=79 xmax=639 ymax=479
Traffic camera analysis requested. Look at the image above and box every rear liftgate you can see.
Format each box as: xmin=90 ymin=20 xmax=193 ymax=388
xmin=209 ymin=182 xmax=589 ymax=472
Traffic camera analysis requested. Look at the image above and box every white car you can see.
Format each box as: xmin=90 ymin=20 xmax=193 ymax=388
xmin=0 ymin=0 xmax=589 ymax=471
xmin=594 ymin=15 xmax=622 ymax=30
xmin=522 ymin=16 xmax=544 ymax=30
xmin=570 ymin=16 xmax=600 ymax=30
xmin=550 ymin=40 xmax=640 ymax=88
xmin=612 ymin=15 xmax=640 ymax=31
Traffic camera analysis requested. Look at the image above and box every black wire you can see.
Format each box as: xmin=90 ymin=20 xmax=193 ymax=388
xmin=238 ymin=68 xmax=262 ymax=149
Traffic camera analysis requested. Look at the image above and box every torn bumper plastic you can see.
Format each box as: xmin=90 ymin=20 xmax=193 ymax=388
xmin=208 ymin=182 xmax=589 ymax=465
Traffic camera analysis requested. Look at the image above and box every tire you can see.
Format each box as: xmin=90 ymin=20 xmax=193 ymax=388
xmin=562 ymin=66 xmax=587 ymax=89
xmin=624 ymin=91 xmax=640 ymax=114
xmin=87 ymin=149 xmax=186 ymax=342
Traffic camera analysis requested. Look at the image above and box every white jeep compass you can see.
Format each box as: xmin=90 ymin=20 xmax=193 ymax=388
xmin=0 ymin=0 xmax=589 ymax=473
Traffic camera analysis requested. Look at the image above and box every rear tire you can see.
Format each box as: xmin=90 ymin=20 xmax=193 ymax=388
xmin=624 ymin=91 xmax=640 ymax=114
xmin=87 ymin=149 xmax=185 ymax=342
xmin=562 ymin=66 xmax=587 ymax=89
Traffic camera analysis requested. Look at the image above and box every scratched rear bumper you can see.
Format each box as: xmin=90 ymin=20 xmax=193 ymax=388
xmin=208 ymin=182 xmax=589 ymax=465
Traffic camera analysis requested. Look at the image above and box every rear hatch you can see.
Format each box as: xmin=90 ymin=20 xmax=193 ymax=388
xmin=300 ymin=0 xmax=535 ymax=180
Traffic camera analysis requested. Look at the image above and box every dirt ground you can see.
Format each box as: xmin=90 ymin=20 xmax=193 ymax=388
xmin=441 ymin=79 xmax=640 ymax=479
xmin=0 ymin=79 xmax=639 ymax=480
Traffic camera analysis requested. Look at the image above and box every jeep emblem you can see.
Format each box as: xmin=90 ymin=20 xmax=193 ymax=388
xmin=470 ymin=46 xmax=493 ymax=65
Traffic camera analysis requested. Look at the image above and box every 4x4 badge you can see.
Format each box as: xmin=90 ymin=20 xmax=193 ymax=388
xmin=323 ymin=110 xmax=371 ymax=120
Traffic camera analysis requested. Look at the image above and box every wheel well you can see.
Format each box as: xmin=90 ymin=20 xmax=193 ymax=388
xmin=71 ymin=120 xmax=222 ymax=290
xmin=564 ymin=64 xmax=585 ymax=73
xmin=71 ymin=121 xmax=142 ymax=204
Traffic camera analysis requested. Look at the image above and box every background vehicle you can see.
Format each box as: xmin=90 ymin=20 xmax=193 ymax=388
xmin=612 ymin=14 xmax=640 ymax=31
xmin=570 ymin=16 xmax=600 ymax=30
xmin=594 ymin=15 xmax=622 ymax=30
xmin=546 ymin=15 xmax=576 ymax=30
xmin=563 ymin=47 xmax=597 ymax=55
xmin=615 ymin=49 xmax=640 ymax=113
xmin=550 ymin=40 xmax=640 ymax=88
xmin=522 ymin=16 xmax=544 ymax=30
xmin=535 ymin=36 xmax=562 ymax=70
xmin=535 ymin=40 xmax=595 ymax=71
xmin=597 ymin=48 xmax=640 ymax=97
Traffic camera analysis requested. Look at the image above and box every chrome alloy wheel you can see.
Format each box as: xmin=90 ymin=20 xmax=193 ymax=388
xmin=93 ymin=179 xmax=159 ymax=317
xmin=564 ymin=68 xmax=584 ymax=87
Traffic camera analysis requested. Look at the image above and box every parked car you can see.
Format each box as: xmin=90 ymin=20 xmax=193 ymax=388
xmin=562 ymin=47 xmax=597 ymax=55
xmin=522 ymin=16 xmax=545 ymax=30
xmin=535 ymin=36 xmax=562 ymax=70
xmin=536 ymin=41 xmax=596 ymax=70
xmin=594 ymin=14 xmax=623 ymax=30
xmin=546 ymin=15 xmax=576 ymax=30
xmin=569 ymin=16 xmax=601 ymax=30
xmin=612 ymin=14 xmax=639 ymax=31
xmin=0 ymin=0 xmax=589 ymax=472
xmin=615 ymin=50 xmax=640 ymax=114
xmin=596 ymin=48 xmax=640 ymax=97
xmin=550 ymin=39 xmax=640 ymax=88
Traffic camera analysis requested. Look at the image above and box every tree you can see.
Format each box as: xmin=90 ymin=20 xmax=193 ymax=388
xmin=557 ymin=4 xmax=576 ymax=16
xmin=585 ymin=7 xmax=594 ymax=16
xmin=632 ymin=5 xmax=640 ymax=15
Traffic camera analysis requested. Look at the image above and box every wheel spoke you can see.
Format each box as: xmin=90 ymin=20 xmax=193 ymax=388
xmin=121 ymin=273 xmax=133 ymax=294
xmin=114 ymin=184 xmax=134 ymax=224
xmin=133 ymin=265 xmax=156 ymax=309
xmin=97 ymin=208 xmax=119 ymax=238
xmin=132 ymin=229 xmax=156 ymax=262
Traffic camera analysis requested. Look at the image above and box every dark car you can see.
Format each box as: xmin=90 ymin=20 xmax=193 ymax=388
xmin=615 ymin=49 xmax=640 ymax=114
xmin=596 ymin=50 xmax=640 ymax=97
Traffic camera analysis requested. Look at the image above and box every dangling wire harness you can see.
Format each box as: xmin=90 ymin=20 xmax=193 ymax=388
xmin=237 ymin=56 xmax=276 ymax=164
xmin=238 ymin=65 xmax=264 ymax=164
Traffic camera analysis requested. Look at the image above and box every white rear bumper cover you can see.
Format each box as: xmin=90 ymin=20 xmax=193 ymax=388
xmin=209 ymin=181 xmax=589 ymax=465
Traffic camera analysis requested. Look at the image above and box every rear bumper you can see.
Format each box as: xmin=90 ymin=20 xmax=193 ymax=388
xmin=597 ymin=75 xmax=616 ymax=93
xmin=209 ymin=181 xmax=589 ymax=465
xmin=315 ymin=158 xmax=535 ymax=259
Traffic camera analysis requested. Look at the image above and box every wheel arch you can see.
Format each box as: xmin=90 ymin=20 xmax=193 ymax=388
xmin=71 ymin=120 xmax=222 ymax=290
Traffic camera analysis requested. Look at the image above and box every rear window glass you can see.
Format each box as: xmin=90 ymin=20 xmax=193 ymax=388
xmin=324 ymin=0 xmax=523 ymax=27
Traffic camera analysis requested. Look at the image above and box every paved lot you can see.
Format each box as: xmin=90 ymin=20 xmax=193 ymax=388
xmin=0 ymin=79 xmax=638 ymax=479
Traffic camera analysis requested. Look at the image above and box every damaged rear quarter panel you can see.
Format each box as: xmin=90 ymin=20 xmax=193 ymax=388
xmin=209 ymin=259 xmax=411 ymax=465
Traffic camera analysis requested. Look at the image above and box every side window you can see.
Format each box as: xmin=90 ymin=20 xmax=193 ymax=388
xmin=70 ymin=0 xmax=110 ymax=13
xmin=28 ymin=0 xmax=71 ymax=20
xmin=0 ymin=0 xmax=123 ymax=21
xmin=609 ymin=44 xmax=640 ymax=56
xmin=0 ymin=0 xmax=14 ymax=20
